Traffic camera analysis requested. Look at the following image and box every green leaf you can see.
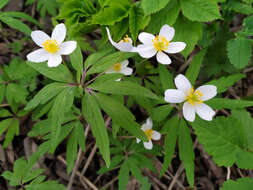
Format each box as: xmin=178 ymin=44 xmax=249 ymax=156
xmin=88 ymin=81 xmax=159 ymax=100
xmin=141 ymin=0 xmax=171 ymax=15
xmin=0 ymin=84 xmax=6 ymax=104
xmin=95 ymin=93 xmax=147 ymax=141
xmin=227 ymin=37 xmax=252 ymax=69
xmin=70 ymin=44 xmax=83 ymax=82
xmin=185 ymin=49 xmax=207 ymax=85
xmin=6 ymin=83 xmax=28 ymax=105
xmin=243 ymin=15 xmax=253 ymax=36
xmin=82 ymin=93 xmax=110 ymax=167
xmin=36 ymin=0 xmax=59 ymax=18
xmin=192 ymin=116 xmax=253 ymax=169
xmin=25 ymin=83 xmax=67 ymax=110
xmin=207 ymin=98 xmax=253 ymax=110
xmin=206 ymin=73 xmax=245 ymax=93
xmin=118 ymin=161 xmax=129 ymax=190
xmin=0 ymin=109 xmax=12 ymax=117
xmin=221 ymin=178 xmax=253 ymax=190
xmin=26 ymin=180 xmax=65 ymax=190
xmin=146 ymin=0 xmax=180 ymax=34
xmin=76 ymin=121 xmax=86 ymax=151
xmin=26 ymin=61 xmax=74 ymax=83
xmin=3 ymin=118 xmax=19 ymax=148
xmin=98 ymin=155 xmax=123 ymax=175
xmin=150 ymin=104 xmax=173 ymax=122
xmin=158 ymin=64 xmax=174 ymax=91
xmin=0 ymin=16 xmax=31 ymax=35
xmin=180 ymin=0 xmax=221 ymax=22
xmin=0 ymin=0 xmax=9 ymax=10
xmin=178 ymin=119 xmax=194 ymax=187
xmin=160 ymin=117 xmax=179 ymax=176
xmin=227 ymin=0 xmax=253 ymax=15
xmin=0 ymin=118 xmax=13 ymax=137
xmin=173 ymin=16 xmax=203 ymax=58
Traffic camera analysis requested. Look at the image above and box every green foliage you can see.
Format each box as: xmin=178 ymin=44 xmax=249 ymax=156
xmin=141 ymin=0 xmax=171 ymax=16
xmin=207 ymin=98 xmax=253 ymax=109
xmin=220 ymin=178 xmax=253 ymax=190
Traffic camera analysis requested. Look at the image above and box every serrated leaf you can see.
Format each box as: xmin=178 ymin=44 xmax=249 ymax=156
xmin=26 ymin=180 xmax=66 ymax=190
xmin=180 ymin=0 xmax=221 ymax=22
xmin=37 ymin=0 xmax=59 ymax=18
xmin=206 ymin=98 xmax=253 ymax=109
xmin=185 ymin=49 xmax=206 ymax=85
xmin=0 ymin=118 xmax=13 ymax=137
xmin=95 ymin=93 xmax=147 ymax=141
xmin=173 ymin=16 xmax=202 ymax=58
xmin=141 ymin=0 xmax=171 ymax=16
xmin=243 ymin=15 xmax=253 ymax=36
xmin=88 ymin=81 xmax=159 ymax=100
xmin=192 ymin=116 xmax=253 ymax=169
xmin=76 ymin=121 xmax=86 ymax=151
xmin=3 ymin=118 xmax=19 ymax=148
xmin=158 ymin=64 xmax=174 ymax=91
xmin=0 ymin=0 xmax=9 ymax=10
xmin=118 ymin=161 xmax=129 ymax=190
xmin=227 ymin=37 xmax=252 ymax=69
xmin=70 ymin=44 xmax=83 ymax=82
xmin=27 ymin=61 xmax=74 ymax=83
xmin=0 ymin=109 xmax=12 ymax=117
xmin=6 ymin=83 xmax=28 ymax=105
xmin=221 ymin=178 xmax=253 ymax=190
xmin=206 ymin=73 xmax=245 ymax=93
xmin=178 ymin=119 xmax=194 ymax=187
xmin=146 ymin=0 xmax=180 ymax=34
xmin=228 ymin=0 xmax=253 ymax=15
xmin=82 ymin=93 xmax=110 ymax=167
xmin=150 ymin=104 xmax=173 ymax=122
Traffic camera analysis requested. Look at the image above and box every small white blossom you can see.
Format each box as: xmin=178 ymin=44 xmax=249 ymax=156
xmin=106 ymin=27 xmax=137 ymax=52
xmin=27 ymin=23 xmax=77 ymax=67
xmin=164 ymin=74 xmax=217 ymax=122
xmin=137 ymin=24 xmax=186 ymax=65
xmin=137 ymin=118 xmax=161 ymax=150
xmin=105 ymin=60 xmax=133 ymax=81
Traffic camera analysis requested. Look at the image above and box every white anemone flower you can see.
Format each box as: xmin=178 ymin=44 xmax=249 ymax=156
xmin=106 ymin=27 xmax=137 ymax=52
xmin=136 ymin=118 xmax=161 ymax=150
xmin=164 ymin=74 xmax=217 ymax=122
xmin=137 ymin=24 xmax=186 ymax=65
xmin=105 ymin=60 xmax=133 ymax=81
xmin=27 ymin=23 xmax=77 ymax=67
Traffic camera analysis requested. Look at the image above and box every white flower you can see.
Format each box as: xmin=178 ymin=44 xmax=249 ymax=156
xmin=137 ymin=24 xmax=186 ymax=65
xmin=164 ymin=74 xmax=217 ymax=122
xmin=27 ymin=23 xmax=77 ymax=67
xmin=137 ymin=118 xmax=161 ymax=150
xmin=106 ymin=27 xmax=138 ymax=52
xmin=105 ymin=60 xmax=133 ymax=81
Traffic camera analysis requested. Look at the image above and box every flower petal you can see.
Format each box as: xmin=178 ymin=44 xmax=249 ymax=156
xmin=121 ymin=67 xmax=133 ymax=75
xmin=143 ymin=140 xmax=153 ymax=150
xmin=164 ymin=89 xmax=185 ymax=103
xmin=159 ymin=24 xmax=175 ymax=41
xmin=47 ymin=54 xmax=62 ymax=67
xmin=31 ymin=31 xmax=50 ymax=47
xmin=146 ymin=117 xmax=153 ymax=128
xmin=137 ymin=44 xmax=157 ymax=58
xmin=196 ymin=85 xmax=217 ymax=101
xmin=136 ymin=138 xmax=141 ymax=143
xmin=138 ymin=32 xmax=155 ymax=45
xmin=196 ymin=103 xmax=215 ymax=121
xmin=51 ymin=23 xmax=66 ymax=44
xmin=156 ymin=51 xmax=171 ymax=65
xmin=174 ymin=74 xmax=192 ymax=95
xmin=27 ymin=48 xmax=49 ymax=62
xmin=183 ymin=102 xmax=196 ymax=122
xmin=141 ymin=124 xmax=152 ymax=130
xmin=165 ymin=42 xmax=186 ymax=54
xmin=121 ymin=60 xmax=129 ymax=67
xmin=59 ymin=41 xmax=77 ymax=55
xmin=152 ymin=131 xmax=161 ymax=141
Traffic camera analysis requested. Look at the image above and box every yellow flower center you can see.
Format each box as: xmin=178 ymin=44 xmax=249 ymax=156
xmin=42 ymin=39 xmax=59 ymax=53
xmin=113 ymin=63 xmax=121 ymax=71
xmin=119 ymin=35 xmax=131 ymax=43
xmin=144 ymin=129 xmax=154 ymax=140
xmin=185 ymin=88 xmax=203 ymax=105
xmin=152 ymin=35 xmax=169 ymax=51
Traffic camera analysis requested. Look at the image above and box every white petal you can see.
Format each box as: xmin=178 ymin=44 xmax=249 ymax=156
xmin=121 ymin=60 xmax=129 ymax=67
xmin=196 ymin=103 xmax=215 ymax=121
xmin=152 ymin=131 xmax=161 ymax=141
xmin=183 ymin=102 xmax=196 ymax=122
xmin=27 ymin=48 xmax=49 ymax=62
xmin=165 ymin=42 xmax=186 ymax=54
xmin=137 ymin=44 xmax=157 ymax=58
xmin=31 ymin=31 xmax=50 ymax=47
xmin=136 ymin=138 xmax=141 ymax=143
xmin=51 ymin=23 xmax=66 ymax=44
xmin=143 ymin=140 xmax=153 ymax=150
xmin=138 ymin=32 xmax=155 ymax=45
xmin=164 ymin=89 xmax=185 ymax=103
xmin=196 ymin=85 xmax=217 ymax=101
xmin=121 ymin=67 xmax=133 ymax=75
xmin=47 ymin=54 xmax=62 ymax=67
xmin=175 ymin=74 xmax=192 ymax=95
xmin=159 ymin=24 xmax=175 ymax=41
xmin=141 ymin=124 xmax=152 ymax=130
xmin=156 ymin=51 xmax=171 ymax=65
xmin=130 ymin=47 xmax=138 ymax=52
xmin=146 ymin=117 xmax=153 ymax=128
xmin=59 ymin=41 xmax=77 ymax=55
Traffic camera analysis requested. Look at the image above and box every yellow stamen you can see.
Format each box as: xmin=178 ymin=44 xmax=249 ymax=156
xmin=113 ymin=63 xmax=121 ymax=71
xmin=119 ymin=35 xmax=131 ymax=43
xmin=185 ymin=88 xmax=203 ymax=105
xmin=152 ymin=35 xmax=169 ymax=51
xmin=42 ymin=39 xmax=59 ymax=53
xmin=144 ymin=129 xmax=154 ymax=140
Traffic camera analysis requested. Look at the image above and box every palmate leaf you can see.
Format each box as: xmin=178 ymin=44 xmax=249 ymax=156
xmin=220 ymin=178 xmax=253 ymax=190
xmin=37 ymin=0 xmax=59 ymax=18
xmin=191 ymin=116 xmax=253 ymax=169
xmin=141 ymin=0 xmax=171 ymax=16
